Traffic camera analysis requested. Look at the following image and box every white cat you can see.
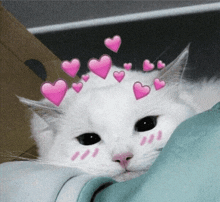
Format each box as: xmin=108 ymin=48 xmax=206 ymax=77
xmin=19 ymin=46 xmax=220 ymax=182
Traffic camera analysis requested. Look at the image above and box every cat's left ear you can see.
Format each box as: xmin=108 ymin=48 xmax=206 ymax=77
xmin=158 ymin=44 xmax=190 ymax=83
xmin=17 ymin=96 xmax=63 ymax=123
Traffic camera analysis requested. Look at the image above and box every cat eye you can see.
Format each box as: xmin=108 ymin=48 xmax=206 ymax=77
xmin=76 ymin=133 xmax=101 ymax=145
xmin=134 ymin=116 xmax=158 ymax=132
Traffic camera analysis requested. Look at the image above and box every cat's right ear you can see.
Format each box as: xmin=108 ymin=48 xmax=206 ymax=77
xmin=158 ymin=44 xmax=190 ymax=84
xmin=17 ymin=96 xmax=63 ymax=124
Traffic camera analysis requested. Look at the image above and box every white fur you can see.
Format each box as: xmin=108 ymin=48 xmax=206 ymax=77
xmin=20 ymin=50 xmax=220 ymax=182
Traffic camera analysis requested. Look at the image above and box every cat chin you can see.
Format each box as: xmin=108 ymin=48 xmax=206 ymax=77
xmin=112 ymin=170 xmax=146 ymax=182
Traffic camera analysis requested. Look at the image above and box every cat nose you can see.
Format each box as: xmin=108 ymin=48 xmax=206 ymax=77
xmin=112 ymin=152 xmax=133 ymax=169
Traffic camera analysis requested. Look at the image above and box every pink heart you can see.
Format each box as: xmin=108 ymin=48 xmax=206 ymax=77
xmin=88 ymin=55 xmax=112 ymax=79
xmin=143 ymin=60 xmax=154 ymax=71
xmin=82 ymin=74 xmax=89 ymax=82
xmin=41 ymin=79 xmax=68 ymax=106
xmin=154 ymin=78 xmax=166 ymax=90
xmin=113 ymin=71 xmax=125 ymax=83
xmin=61 ymin=59 xmax=80 ymax=78
xmin=104 ymin=35 xmax=121 ymax=53
xmin=133 ymin=82 xmax=151 ymax=100
xmin=157 ymin=60 xmax=165 ymax=69
xmin=123 ymin=63 xmax=132 ymax=71
xmin=72 ymin=82 xmax=83 ymax=93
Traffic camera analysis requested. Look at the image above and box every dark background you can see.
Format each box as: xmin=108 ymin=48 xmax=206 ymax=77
xmin=2 ymin=1 xmax=219 ymax=28
xmin=2 ymin=1 xmax=220 ymax=80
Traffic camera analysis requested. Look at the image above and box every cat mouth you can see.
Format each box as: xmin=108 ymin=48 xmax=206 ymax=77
xmin=122 ymin=171 xmax=132 ymax=175
xmin=113 ymin=170 xmax=146 ymax=182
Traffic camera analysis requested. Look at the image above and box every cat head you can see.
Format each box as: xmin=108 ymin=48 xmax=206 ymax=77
xmin=19 ymin=45 xmax=196 ymax=182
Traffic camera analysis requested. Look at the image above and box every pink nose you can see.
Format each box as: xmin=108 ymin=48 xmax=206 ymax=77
xmin=112 ymin=152 xmax=133 ymax=169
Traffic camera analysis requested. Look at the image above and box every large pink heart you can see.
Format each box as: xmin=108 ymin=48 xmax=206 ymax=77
xmin=41 ymin=79 xmax=68 ymax=106
xmin=104 ymin=35 xmax=121 ymax=53
xmin=133 ymin=82 xmax=151 ymax=100
xmin=143 ymin=60 xmax=154 ymax=71
xmin=61 ymin=59 xmax=80 ymax=78
xmin=88 ymin=55 xmax=112 ymax=79
xmin=113 ymin=71 xmax=125 ymax=82
xmin=154 ymin=78 xmax=166 ymax=90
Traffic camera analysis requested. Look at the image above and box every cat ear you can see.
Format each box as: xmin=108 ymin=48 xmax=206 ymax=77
xmin=158 ymin=44 xmax=190 ymax=83
xmin=17 ymin=96 xmax=63 ymax=124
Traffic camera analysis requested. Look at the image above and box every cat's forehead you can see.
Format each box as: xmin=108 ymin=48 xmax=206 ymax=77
xmin=66 ymin=81 xmax=159 ymax=120
xmin=89 ymin=85 xmax=135 ymax=112
xmin=82 ymin=66 xmax=158 ymax=90
xmin=72 ymin=82 xmax=136 ymax=113
xmin=62 ymin=66 xmax=168 ymax=117
xmin=82 ymin=87 xmax=139 ymax=131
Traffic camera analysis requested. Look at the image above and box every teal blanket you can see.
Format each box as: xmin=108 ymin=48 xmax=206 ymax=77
xmin=94 ymin=102 xmax=220 ymax=202
xmin=1 ymin=102 xmax=220 ymax=202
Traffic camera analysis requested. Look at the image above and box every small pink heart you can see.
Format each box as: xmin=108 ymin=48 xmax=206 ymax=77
xmin=133 ymin=82 xmax=151 ymax=100
xmin=41 ymin=79 xmax=68 ymax=106
xmin=61 ymin=59 xmax=80 ymax=78
xmin=113 ymin=71 xmax=125 ymax=83
xmin=123 ymin=63 xmax=132 ymax=71
xmin=82 ymin=74 xmax=89 ymax=82
xmin=88 ymin=55 xmax=112 ymax=79
xmin=72 ymin=82 xmax=83 ymax=93
xmin=154 ymin=78 xmax=166 ymax=90
xmin=104 ymin=35 xmax=121 ymax=53
xmin=143 ymin=60 xmax=154 ymax=71
xmin=157 ymin=60 xmax=165 ymax=69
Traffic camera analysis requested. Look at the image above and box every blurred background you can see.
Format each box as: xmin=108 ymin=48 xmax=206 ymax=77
xmin=2 ymin=1 xmax=220 ymax=28
xmin=2 ymin=1 xmax=220 ymax=80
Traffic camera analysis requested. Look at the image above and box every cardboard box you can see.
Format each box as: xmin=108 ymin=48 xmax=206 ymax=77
xmin=31 ymin=2 xmax=220 ymax=80
xmin=0 ymin=3 xmax=79 ymax=163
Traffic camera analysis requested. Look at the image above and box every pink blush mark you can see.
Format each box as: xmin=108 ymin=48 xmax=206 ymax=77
xmin=71 ymin=151 xmax=80 ymax=161
xmin=157 ymin=130 xmax=162 ymax=140
xmin=92 ymin=148 xmax=99 ymax=157
xmin=148 ymin=134 xmax=154 ymax=144
xmin=81 ymin=149 xmax=90 ymax=160
xmin=140 ymin=136 xmax=147 ymax=146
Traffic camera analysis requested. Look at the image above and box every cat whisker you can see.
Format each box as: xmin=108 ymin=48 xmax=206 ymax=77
xmin=152 ymin=44 xmax=174 ymax=64
xmin=0 ymin=149 xmax=38 ymax=162
xmin=0 ymin=154 xmax=33 ymax=162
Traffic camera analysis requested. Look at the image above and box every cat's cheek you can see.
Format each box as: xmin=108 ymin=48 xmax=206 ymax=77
xmin=92 ymin=148 xmax=99 ymax=157
xmin=140 ymin=136 xmax=147 ymax=146
xmin=157 ymin=130 xmax=162 ymax=140
xmin=71 ymin=151 xmax=79 ymax=161
xmin=139 ymin=130 xmax=163 ymax=146
xmin=70 ymin=148 xmax=100 ymax=161
xmin=148 ymin=134 xmax=154 ymax=144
